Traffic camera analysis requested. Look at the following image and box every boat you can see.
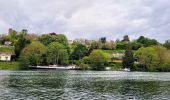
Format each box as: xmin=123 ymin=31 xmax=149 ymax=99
xmin=34 ymin=65 xmax=80 ymax=70
xmin=123 ymin=68 xmax=130 ymax=72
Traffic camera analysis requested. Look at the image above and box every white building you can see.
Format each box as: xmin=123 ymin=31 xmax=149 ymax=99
xmin=111 ymin=53 xmax=124 ymax=59
xmin=4 ymin=41 xmax=12 ymax=46
xmin=0 ymin=52 xmax=12 ymax=61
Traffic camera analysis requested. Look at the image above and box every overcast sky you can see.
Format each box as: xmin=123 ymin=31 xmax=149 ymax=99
xmin=0 ymin=0 xmax=170 ymax=42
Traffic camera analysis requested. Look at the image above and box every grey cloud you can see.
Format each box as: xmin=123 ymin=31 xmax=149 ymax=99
xmin=0 ymin=0 xmax=170 ymax=42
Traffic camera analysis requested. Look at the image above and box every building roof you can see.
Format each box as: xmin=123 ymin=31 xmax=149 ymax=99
xmin=0 ymin=52 xmax=13 ymax=55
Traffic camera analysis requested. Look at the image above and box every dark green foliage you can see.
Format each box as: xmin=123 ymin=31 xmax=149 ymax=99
xmin=116 ymin=42 xmax=128 ymax=50
xmin=39 ymin=34 xmax=70 ymax=55
xmin=137 ymin=36 xmax=159 ymax=47
xmin=163 ymin=40 xmax=170 ymax=50
xmin=71 ymin=43 xmax=88 ymax=60
xmin=122 ymin=35 xmax=130 ymax=42
xmin=131 ymin=41 xmax=143 ymax=50
xmin=122 ymin=44 xmax=134 ymax=68
xmin=47 ymin=42 xmax=69 ymax=65
xmin=39 ymin=34 xmax=69 ymax=46
xmin=39 ymin=34 xmax=57 ymax=45
xmin=123 ymin=50 xmax=134 ymax=68
xmin=14 ymin=33 xmax=31 ymax=58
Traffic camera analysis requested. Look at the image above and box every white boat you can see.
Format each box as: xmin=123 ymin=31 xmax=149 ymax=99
xmin=35 ymin=65 xmax=79 ymax=70
xmin=123 ymin=68 xmax=130 ymax=72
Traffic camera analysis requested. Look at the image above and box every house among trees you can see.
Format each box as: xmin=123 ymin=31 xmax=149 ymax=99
xmin=4 ymin=41 xmax=12 ymax=46
xmin=0 ymin=45 xmax=14 ymax=61
xmin=0 ymin=52 xmax=13 ymax=61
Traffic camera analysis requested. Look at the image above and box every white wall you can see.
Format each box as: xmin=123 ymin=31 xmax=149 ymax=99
xmin=0 ymin=55 xmax=11 ymax=61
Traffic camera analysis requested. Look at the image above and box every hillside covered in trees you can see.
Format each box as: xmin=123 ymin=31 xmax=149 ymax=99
xmin=0 ymin=28 xmax=170 ymax=71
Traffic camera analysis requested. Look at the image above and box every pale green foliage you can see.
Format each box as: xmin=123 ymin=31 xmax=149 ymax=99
xmin=19 ymin=41 xmax=47 ymax=67
xmin=135 ymin=47 xmax=158 ymax=71
xmin=89 ymin=50 xmax=110 ymax=70
xmin=154 ymin=45 xmax=169 ymax=65
xmin=134 ymin=45 xmax=170 ymax=71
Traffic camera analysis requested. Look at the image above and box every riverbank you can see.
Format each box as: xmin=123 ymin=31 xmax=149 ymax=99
xmin=0 ymin=62 xmax=21 ymax=70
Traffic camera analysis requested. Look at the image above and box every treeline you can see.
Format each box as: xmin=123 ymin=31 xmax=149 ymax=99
xmin=0 ymin=29 xmax=170 ymax=71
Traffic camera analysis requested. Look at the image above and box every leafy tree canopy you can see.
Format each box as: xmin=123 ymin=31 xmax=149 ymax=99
xmin=47 ymin=42 xmax=69 ymax=65
xmin=19 ymin=41 xmax=47 ymax=67
xmin=89 ymin=50 xmax=110 ymax=70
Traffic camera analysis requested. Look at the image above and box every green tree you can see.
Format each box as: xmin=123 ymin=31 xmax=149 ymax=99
xmin=19 ymin=41 xmax=47 ymax=67
xmin=8 ymin=29 xmax=18 ymax=45
xmin=134 ymin=47 xmax=158 ymax=71
xmin=39 ymin=34 xmax=70 ymax=54
xmin=47 ymin=42 xmax=69 ymax=65
xmin=14 ymin=31 xmax=31 ymax=58
xmin=134 ymin=45 xmax=169 ymax=71
xmin=89 ymin=50 xmax=110 ymax=70
xmin=122 ymin=35 xmax=130 ymax=42
xmin=39 ymin=34 xmax=69 ymax=46
xmin=123 ymin=44 xmax=134 ymax=69
xmin=163 ymin=40 xmax=170 ymax=50
xmin=137 ymin=36 xmax=159 ymax=47
xmin=131 ymin=40 xmax=143 ymax=50
xmin=116 ymin=41 xmax=128 ymax=50
xmin=39 ymin=34 xmax=55 ymax=45
xmin=153 ymin=45 xmax=169 ymax=66
xmin=71 ymin=43 xmax=88 ymax=60
xmin=55 ymin=34 xmax=69 ymax=46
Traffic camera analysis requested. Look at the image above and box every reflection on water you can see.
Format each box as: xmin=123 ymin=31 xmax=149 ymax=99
xmin=0 ymin=70 xmax=170 ymax=100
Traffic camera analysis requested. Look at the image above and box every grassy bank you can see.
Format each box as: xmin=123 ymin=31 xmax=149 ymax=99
xmin=102 ymin=50 xmax=125 ymax=54
xmin=0 ymin=62 xmax=21 ymax=70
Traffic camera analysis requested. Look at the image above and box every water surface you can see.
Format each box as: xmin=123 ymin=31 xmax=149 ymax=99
xmin=0 ymin=70 xmax=170 ymax=100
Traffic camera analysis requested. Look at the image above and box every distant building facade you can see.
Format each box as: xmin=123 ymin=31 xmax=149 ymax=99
xmin=111 ymin=53 xmax=124 ymax=59
xmin=4 ymin=41 xmax=12 ymax=46
xmin=0 ymin=52 xmax=12 ymax=61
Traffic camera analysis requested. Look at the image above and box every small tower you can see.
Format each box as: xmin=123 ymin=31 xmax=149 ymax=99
xmin=8 ymin=28 xmax=13 ymax=35
xmin=22 ymin=29 xmax=28 ymax=34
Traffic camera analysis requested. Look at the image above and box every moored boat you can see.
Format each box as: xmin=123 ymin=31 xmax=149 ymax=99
xmin=33 ymin=65 xmax=80 ymax=70
xmin=123 ymin=68 xmax=130 ymax=72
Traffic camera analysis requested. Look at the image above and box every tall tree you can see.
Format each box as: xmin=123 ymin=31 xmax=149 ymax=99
xmin=154 ymin=45 xmax=169 ymax=66
xmin=19 ymin=41 xmax=47 ymax=67
xmin=123 ymin=43 xmax=134 ymax=69
xmin=134 ymin=47 xmax=158 ymax=71
xmin=71 ymin=43 xmax=88 ymax=60
xmin=47 ymin=42 xmax=69 ymax=65
xmin=163 ymin=40 xmax=170 ymax=50
xmin=89 ymin=50 xmax=110 ymax=70
xmin=14 ymin=31 xmax=31 ymax=58
xmin=122 ymin=35 xmax=130 ymax=42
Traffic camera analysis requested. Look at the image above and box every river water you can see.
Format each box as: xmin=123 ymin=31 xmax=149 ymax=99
xmin=0 ymin=70 xmax=170 ymax=100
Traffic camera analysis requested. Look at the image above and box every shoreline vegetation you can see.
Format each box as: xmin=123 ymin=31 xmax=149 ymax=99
xmin=0 ymin=28 xmax=170 ymax=71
